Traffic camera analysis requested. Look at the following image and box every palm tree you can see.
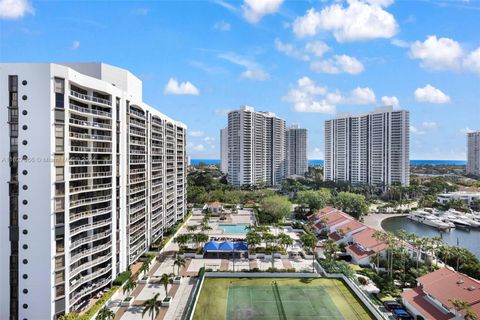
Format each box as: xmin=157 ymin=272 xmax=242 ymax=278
xmin=174 ymin=234 xmax=190 ymax=250
xmin=139 ymin=262 xmax=150 ymax=277
xmin=173 ymin=256 xmax=186 ymax=276
xmin=142 ymin=293 xmax=161 ymax=320
xmin=160 ymin=273 xmax=174 ymax=299
xmin=187 ymin=225 xmax=198 ymax=233
xmin=246 ymin=231 xmax=261 ymax=252
xmin=372 ymin=230 xmax=386 ymax=272
xmin=192 ymin=233 xmax=209 ymax=249
xmin=123 ymin=279 xmax=136 ymax=297
xmin=277 ymin=233 xmax=293 ymax=252
xmin=300 ymin=233 xmax=318 ymax=273
xmin=323 ymin=239 xmax=339 ymax=261
xmin=200 ymin=222 xmax=212 ymax=232
xmin=96 ymin=306 xmax=115 ymax=320
xmin=449 ymin=299 xmax=469 ymax=319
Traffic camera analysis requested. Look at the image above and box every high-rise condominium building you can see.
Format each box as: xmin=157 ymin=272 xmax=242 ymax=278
xmin=285 ymin=124 xmax=308 ymax=176
xmin=467 ymin=131 xmax=480 ymax=176
xmin=324 ymin=106 xmax=409 ymax=187
xmin=226 ymin=106 xmax=286 ymax=187
xmin=220 ymin=127 xmax=228 ymax=173
xmin=0 ymin=63 xmax=187 ymax=320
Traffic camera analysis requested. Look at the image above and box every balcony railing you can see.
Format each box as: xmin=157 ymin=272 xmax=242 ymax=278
xmin=69 ymin=194 xmax=111 ymax=208
xmin=70 ymin=132 xmax=111 ymax=141
xmin=70 ymin=218 xmax=112 ymax=237
xmin=70 ymin=146 xmax=112 ymax=153
xmin=69 ymin=103 xmax=111 ymax=118
xmin=70 ymin=230 xmax=110 ymax=249
xmin=70 ymin=90 xmax=112 ymax=106
xmin=70 ymin=278 xmax=110 ymax=306
xmin=70 ymin=243 xmax=111 ymax=264
xmin=70 ymin=206 xmax=111 ymax=223
xmin=70 ymin=171 xmax=112 ymax=180
xmin=70 ymin=183 xmax=112 ymax=194
xmin=69 ymin=118 xmax=112 ymax=130
xmin=69 ymin=264 xmax=112 ymax=292
xmin=70 ymin=254 xmax=112 ymax=278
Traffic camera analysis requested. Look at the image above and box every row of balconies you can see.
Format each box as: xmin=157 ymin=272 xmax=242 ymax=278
xmin=70 ymin=231 xmax=110 ymax=250
xmin=70 ymin=277 xmax=110 ymax=306
xmin=70 ymin=131 xmax=112 ymax=141
xmin=70 ymin=183 xmax=112 ymax=195
xmin=69 ymin=263 xmax=112 ymax=292
xmin=69 ymin=103 xmax=112 ymax=118
xmin=70 ymin=159 xmax=112 ymax=166
xmin=69 ymin=118 xmax=112 ymax=130
xmin=70 ymin=242 xmax=111 ymax=265
xmin=70 ymin=218 xmax=112 ymax=237
xmin=70 ymin=171 xmax=112 ymax=180
xmin=70 ymin=253 xmax=112 ymax=279
xmin=70 ymin=205 xmax=111 ymax=222
xmin=70 ymin=89 xmax=112 ymax=106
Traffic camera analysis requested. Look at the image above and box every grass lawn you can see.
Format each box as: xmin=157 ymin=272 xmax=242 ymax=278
xmin=193 ymin=278 xmax=373 ymax=320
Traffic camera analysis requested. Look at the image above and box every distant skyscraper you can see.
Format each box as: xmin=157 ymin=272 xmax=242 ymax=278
xmin=286 ymin=124 xmax=308 ymax=176
xmin=220 ymin=127 xmax=228 ymax=173
xmin=324 ymin=106 xmax=410 ymax=187
xmin=0 ymin=63 xmax=187 ymax=319
xmin=467 ymin=131 xmax=480 ymax=176
xmin=226 ymin=106 xmax=286 ymax=187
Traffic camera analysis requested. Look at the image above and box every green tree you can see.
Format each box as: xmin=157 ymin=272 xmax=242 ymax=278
xmin=192 ymin=233 xmax=209 ymax=249
xmin=174 ymin=233 xmax=190 ymax=250
xmin=123 ymin=279 xmax=136 ymax=296
xmin=277 ymin=233 xmax=293 ymax=251
xmin=96 ymin=306 xmax=115 ymax=320
xmin=58 ymin=313 xmax=79 ymax=320
xmin=332 ymin=192 xmax=368 ymax=219
xmin=173 ymin=256 xmax=186 ymax=276
xmin=160 ymin=273 xmax=174 ymax=299
xmin=323 ymin=239 xmax=339 ymax=261
xmin=246 ymin=231 xmax=262 ymax=252
xmin=300 ymin=233 xmax=318 ymax=273
xmin=295 ymin=189 xmax=331 ymax=212
xmin=259 ymin=195 xmax=292 ymax=223
xmin=142 ymin=293 xmax=161 ymax=320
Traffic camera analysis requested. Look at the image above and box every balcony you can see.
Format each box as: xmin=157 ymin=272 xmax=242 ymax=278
xmin=69 ymin=103 xmax=111 ymax=118
xmin=70 ymin=243 xmax=111 ymax=264
xmin=69 ymin=118 xmax=112 ymax=130
xmin=70 ymin=90 xmax=112 ymax=106
xmin=69 ymin=132 xmax=111 ymax=142
xmin=70 ymin=183 xmax=112 ymax=194
xmin=70 ymin=146 xmax=112 ymax=153
xmin=70 ymin=218 xmax=112 ymax=237
xmin=70 ymin=277 xmax=110 ymax=306
xmin=70 ymin=159 xmax=112 ymax=166
xmin=70 ymin=171 xmax=112 ymax=180
xmin=69 ymin=264 xmax=112 ymax=292
xmin=70 ymin=206 xmax=112 ymax=223
xmin=70 ymin=230 xmax=111 ymax=250
xmin=70 ymin=254 xmax=112 ymax=279
xmin=69 ymin=194 xmax=111 ymax=208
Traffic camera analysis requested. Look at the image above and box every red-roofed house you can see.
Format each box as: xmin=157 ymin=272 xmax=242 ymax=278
xmin=307 ymin=207 xmax=339 ymax=223
xmin=401 ymin=268 xmax=480 ymax=320
xmin=345 ymin=228 xmax=388 ymax=265
xmin=327 ymin=219 xmax=367 ymax=244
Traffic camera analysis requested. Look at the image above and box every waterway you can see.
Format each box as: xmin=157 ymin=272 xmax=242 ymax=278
xmin=382 ymin=216 xmax=480 ymax=259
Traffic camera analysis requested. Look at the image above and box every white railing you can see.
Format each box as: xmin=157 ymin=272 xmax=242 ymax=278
xmin=70 ymin=254 xmax=112 ymax=278
xmin=69 ymin=103 xmax=111 ymax=117
xmin=70 ymin=278 xmax=110 ymax=306
xmin=70 ymin=207 xmax=111 ymax=223
xmin=69 ymin=132 xmax=111 ymax=141
xmin=70 ymin=183 xmax=112 ymax=194
xmin=70 ymin=146 xmax=112 ymax=153
xmin=70 ymin=218 xmax=112 ymax=236
xmin=70 ymin=159 xmax=112 ymax=166
xmin=70 ymin=90 xmax=112 ymax=106
xmin=70 ymin=171 xmax=112 ymax=179
xmin=69 ymin=264 xmax=112 ymax=292
xmin=69 ymin=195 xmax=111 ymax=208
xmin=69 ymin=118 xmax=112 ymax=130
xmin=70 ymin=243 xmax=111 ymax=264
xmin=70 ymin=231 xmax=110 ymax=249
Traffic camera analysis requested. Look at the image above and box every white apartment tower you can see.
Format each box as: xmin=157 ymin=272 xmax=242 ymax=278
xmin=226 ymin=106 xmax=286 ymax=187
xmin=467 ymin=131 xmax=480 ymax=176
xmin=285 ymin=124 xmax=308 ymax=176
xmin=220 ymin=127 xmax=228 ymax=173
xmin=0 ymin=63 xmax=187 ymax=320
xmin=324 ymin=106 xmax=409 ymax=187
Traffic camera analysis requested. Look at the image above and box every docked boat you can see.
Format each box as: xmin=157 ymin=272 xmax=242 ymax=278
xmin=446 ymin=210 xmax=480 ymax=228
xmin=407 ymin=211 xmax=452 ymax=230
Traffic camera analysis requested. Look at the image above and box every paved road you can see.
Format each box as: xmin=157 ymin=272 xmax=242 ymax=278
xmin=363 ymin=213 xmax=408 ymax=231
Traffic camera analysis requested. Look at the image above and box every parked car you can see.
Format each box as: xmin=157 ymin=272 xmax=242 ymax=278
xmin=383 ymin=301 xmax=403 ymax=310
xmin=392 ymin=308 xmax=413 ymax=320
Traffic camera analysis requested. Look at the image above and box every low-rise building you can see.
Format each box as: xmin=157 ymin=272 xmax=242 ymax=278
xmin=401 ymin=268 xmax=480 ymax=320
xmin=437 ymin=192 xmax=480 ymax=206
xmin=345 ymin=228 xmax=388 ymax=266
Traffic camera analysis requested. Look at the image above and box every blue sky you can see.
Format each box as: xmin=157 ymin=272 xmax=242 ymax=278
xmin=1 ymin=0 xmax=479 ymax=160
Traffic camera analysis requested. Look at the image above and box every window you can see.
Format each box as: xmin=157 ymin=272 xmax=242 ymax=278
xmin=54 ymin=78 xmax=65 ymax=108
xmin=22 ymin=80 xmax=27 ymax=86
xmin=55 ymin=125 xmax=64 ymax=152
xmin=55 ymin=167 xmax=64 ymax=181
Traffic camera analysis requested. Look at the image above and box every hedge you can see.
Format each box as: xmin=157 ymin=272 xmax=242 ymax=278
xmin=78 ymin=286 xmax=119 ymax=320
xmin=112 ymin=271 xmax=131 ymax=286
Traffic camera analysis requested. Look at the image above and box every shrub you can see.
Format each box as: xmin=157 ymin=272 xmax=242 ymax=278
xmin=79 ymin=286 xmax=118 ymax=320
xmin=113 ymin=271 xmax=131 ymax=286
xmin=358 ymin=276 xmax=368 ymax=285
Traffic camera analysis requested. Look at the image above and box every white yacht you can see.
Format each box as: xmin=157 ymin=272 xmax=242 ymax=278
xmin=407 ymin=211 xmax=452 ymax=230
xmin=446 ymin=209 xmax=480 ymax=228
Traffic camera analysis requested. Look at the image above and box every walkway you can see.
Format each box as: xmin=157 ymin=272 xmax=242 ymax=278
xmin=363 ymin=213 xmax=408 ymax=231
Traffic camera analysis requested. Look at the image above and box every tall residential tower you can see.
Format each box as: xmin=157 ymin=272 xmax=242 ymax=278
xmin=324 ymin=106 xmax=410 ymax=187
xmin=285 ymin=124 xmax=308 ymax=176
xmin=467 ymin=131 xmax=480 ymax=177
xmin=0 ymin=63 xmax=187 ymax=320
xmin=226 ymin=106 xmax=286 ymax=187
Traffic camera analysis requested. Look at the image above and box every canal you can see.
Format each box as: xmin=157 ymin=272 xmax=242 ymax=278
xmin=381 ymin=216 xmax=480 ymax=259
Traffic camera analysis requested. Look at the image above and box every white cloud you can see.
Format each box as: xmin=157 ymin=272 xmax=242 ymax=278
xmin=163 ymin=78 xmax=200 ymax=95
xmin=242 ymin=0 xmax=283 ymax=23
xmin=422 ymin=121 xmax=437 ymax=128
xmin=292 ymin=1 xmax=398 ymax=42
xmin=70 ymin=40 xmax=80 ymax=50
xmin=391 ymin=38 xmax=409 ymax=48
xmin=414 ymin=84 xmax=450 ymax=104
xmin=309 ymin=147 xmax=324 ymax=159
xmin=189 ymin=131 xmax=204 ymax=137
xmin=283 ymin=77 xmax=334 ymax=113
xmin=381 ymin=95 xmax=399 ymax=107
xmin=410 ymin=126 xmax=425 ymax=135
xmin=0 ymin=0 xmax=34 ymax=19
xmin=409 ymin=35 xmax=463 ymax=71
xmin=204 ymin=136 xmax=215 ymax=143
xmin=213 ymin=20 xmax=231 ymax=31
xmin=364 ymin=0 xmax=395 ymax=6
xmin=310 ymin=54 xmax=364 ymax=74
xmin=305 ymin=41 xmax=330 ymax=57
xmin=283 ymin=77 xmax=375 ymax=113
xmin=460 ymin=127 xmax=475 ymax=134
xmin=192 ymin=144 xmax=206 ymax=152
xmin=274 ymin=38 xmax=309 ymax=61
xmin=463 ymin=47 xmax=480 ymax=75
xmin=219 ymin=52 xmax=270 ymax=81
xmin=214 ymin=108 xmax=233 ymax=116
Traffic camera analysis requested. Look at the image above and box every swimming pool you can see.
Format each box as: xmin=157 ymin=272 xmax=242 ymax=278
xmin=219 ymin=224 xmax=250 ymax=234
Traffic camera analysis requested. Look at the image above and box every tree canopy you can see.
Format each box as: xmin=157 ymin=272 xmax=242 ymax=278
xmin=259 ymin=195 xmax=292 ymax=223
xmin=331 ymin=192 xmax=368 ymax=219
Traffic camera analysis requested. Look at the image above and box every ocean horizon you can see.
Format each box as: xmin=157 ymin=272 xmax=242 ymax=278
xmin=190 ymin=159 xmax=467 ymax=166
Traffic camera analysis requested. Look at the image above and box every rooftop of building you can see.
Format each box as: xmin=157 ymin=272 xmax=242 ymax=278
xmin=401 ymin=287 xmax=454 ymax=320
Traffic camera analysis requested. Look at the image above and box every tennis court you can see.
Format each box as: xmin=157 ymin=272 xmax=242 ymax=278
xmin=193 ymin=278 xmax=373 ymax=320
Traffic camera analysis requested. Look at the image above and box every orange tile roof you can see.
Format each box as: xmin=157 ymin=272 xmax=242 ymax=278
xmin=317 ymin=211 xmax=352 ymax=227
xmin=335 ymin=220 xmax=365 ymax=235
xmin=307 ymin=207 xmax=338 ymax=221
xmin=346 ymin=244 xmax=373 ymax=260
xmin=208 ymin=202 xmax=222 ymax=208
xmin=401 ymin=287 xmax=454 ymax=320
xmin=417 ymin=268 xmax=480 ymax=318
xmin=351 ymin=228 xmax=387 ymax=252
xmin=328 ymin=232 xmax=343 ymax=241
